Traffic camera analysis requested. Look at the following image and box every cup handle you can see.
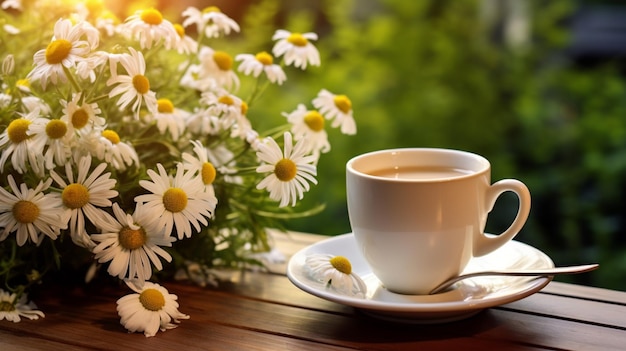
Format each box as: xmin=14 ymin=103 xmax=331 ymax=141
xmin=473 ymin=179 xmax=531 ymax=257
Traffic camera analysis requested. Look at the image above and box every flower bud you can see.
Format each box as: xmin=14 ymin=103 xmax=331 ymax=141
xmin=2 ymin=54 xmax=14 ymax=75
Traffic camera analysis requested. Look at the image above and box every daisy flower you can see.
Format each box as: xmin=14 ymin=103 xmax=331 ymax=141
xmin=122 ymin=8 xmax=178 ymax=50
xmin=0 ymin=109 xmax=48 ymax=175
xmin=60 ymin=93 xmax=105 ymax=136
xmin=96 ymin=10 xmax=122 ymax=37
xmin=236 ymin=51 xmax=287 ymax=85
xmin=97 ymin=128 xmax=139 ymax=171
xmin=182 ymin=140 xmax=217 ymax=195
xmin=272 ymin=29 xmax=320 ymax=70
xmin=27 ymin=18 xmax=98 ymax=90
xmin=71 ymin=128 xmax=105 ymax=162
xmin=173 ymin=23 xmax=198 ymax=55
xmin=76 ymin=50 xmax=109 ymax=83
xmin=107 ymin=47 xmax=158 ymax=117
xmin=0 ymin=175 xmax=67 ymax=246
xmin=305 ymin=253 xmax=366 ymax=297
xmin=152 ymin=98 xmax=189 ymax=141
xmin=135 ymin=163 xmax=217 ymax=239
xmin=28 ymin=117 xmax=73 ymax=170
xmin=284 ymin=104 xmax=331 ymax=156
xmin=15 ymin=79 xmax=31 ymax=94
xmin=191 ymin=143 xmax=241 ymax=185
xmin=182 ymin=6 xmax=240 ymax=38
xmin=179 ymin=63 xmax=218 ymax=92
xmin=312 ymin=89 xmax=357 ymax=135
xmin=20 ymin=96 xmax=50 ymax=114
xmin=196 ymin=46 xmax=239 ymax=90
xmin=255 ymin=132 xmax=318 ymax=207
xmin=116 ymin=280 xmax=189 ymax=337
xmin=91 ymin=203 xmax=175 ymax=282
xmin=0 ymin=289 xmax=45 ymax=322
xmin=185 ymin=108 xmax=221 ymax=136
xmin=49 ymin=155 xmax=119 ymax=248
xmin=200 ymin=88 xmax=245 ymax=130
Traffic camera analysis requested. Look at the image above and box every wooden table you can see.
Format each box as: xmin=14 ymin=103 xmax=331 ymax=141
xmin=1 ymin=232 xmax=625 ymax=351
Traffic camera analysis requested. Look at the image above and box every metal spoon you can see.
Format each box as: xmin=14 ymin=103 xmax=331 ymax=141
xmin=429 ymin=263 xmax=599 ymax=295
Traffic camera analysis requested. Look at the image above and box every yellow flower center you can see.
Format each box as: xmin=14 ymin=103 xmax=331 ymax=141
xmin=212 ymin=51 xmax=233 ymax=71
xmin=71 ymin=108 xmax=89 ymax=129
xmin=7 ymin=119 xmax=31 ymax=144
xmin=274 ymin=159 xmax=297 ymax=181
xmin=163 ymin=188 xmax=188 ymax=213
xmin=201 ymin=162 xmax=216 ymax=185
xmin=255 ymin=51 xmax=273 ymax=65
xmin=218 ymin=95 xmax=234 ymax=106
xmin=102 ymin=129 xmax=120 ymax=144
xmin=0 ymin=301 xmax=15 ymax=312
xmin=12 ymin=200 xmax=40 ymax=224
xmin=240 ymin=101 xmax=248 ymax=115
xmin=140 ymin=8 xmax=163 ymax=25
xmin=132 ymin=75 xmax=150 ymax=95
xmin=303 ymin=111 xmax=325 ymax=132
xmin=118 ymin=226 xmax=147 ymax=250
xmin=45 ymin=119 xmax=68 ymax=140
xmin=16 ymin=79 xmax=30 ymax=89
xmin=287 ymin=33 xmax=308 ymax=47
xmin=330 ymin=256 xmax=352 ymax=274
xmin=45 ymin=39 xmax=72 ymax=65
xmin=174 ymin=23 xmax=185 ymax=38
xmin=139 ymin=288 xmax=165 ymax=311
xmin=333 ymin=95 xmax=352 ymax=114
xmin=157 ymin=98 xmax=174 ymax=113
xmin=202 ymin=6 xmax=221 ymax=14
xmin=62 ymin=183 xmax=90 ymax=209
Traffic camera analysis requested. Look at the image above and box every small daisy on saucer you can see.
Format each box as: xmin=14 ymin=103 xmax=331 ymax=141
xmin=116 ymin=280 xmax=189 ymax=337
xmin=305 ymin=253 xmax=366 ymax=297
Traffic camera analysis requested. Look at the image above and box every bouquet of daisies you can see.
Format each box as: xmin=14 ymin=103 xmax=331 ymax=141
xmin=0 ymin=0 xmax=355 ymax=336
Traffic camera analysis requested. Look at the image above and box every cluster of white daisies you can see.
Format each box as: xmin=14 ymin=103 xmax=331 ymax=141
xmin=0 ymin=0 xmax=355 ymax=337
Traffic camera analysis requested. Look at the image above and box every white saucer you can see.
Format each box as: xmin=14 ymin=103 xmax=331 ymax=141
xmin=287 ymin=233 xmax=554 ymax=323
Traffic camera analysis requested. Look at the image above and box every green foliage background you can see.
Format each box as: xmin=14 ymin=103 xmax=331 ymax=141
xmin=217 ymin=0 xmax=626 ymax=290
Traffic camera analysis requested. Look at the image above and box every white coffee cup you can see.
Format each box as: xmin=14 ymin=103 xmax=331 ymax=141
xmin=346 ymin=148 xmax=531 ymax=295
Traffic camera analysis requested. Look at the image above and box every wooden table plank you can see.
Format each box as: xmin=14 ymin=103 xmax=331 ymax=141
xmin=7 ymin=276 xmax=624 ymax=351
xmin=1 ymin=231 xmax=624 ymax=350
xmin=500 ymin=291 xmax=626 ymax=329
xmin=541 ymin=281 xmax=626 ymax=302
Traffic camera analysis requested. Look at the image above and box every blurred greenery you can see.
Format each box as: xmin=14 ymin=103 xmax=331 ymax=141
xmin=218 ymin=0 xmax=626 ymax=290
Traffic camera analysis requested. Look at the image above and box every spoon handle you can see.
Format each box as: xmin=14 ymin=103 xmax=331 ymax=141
xmin=429 ymin=263 xmax=599 ymax=295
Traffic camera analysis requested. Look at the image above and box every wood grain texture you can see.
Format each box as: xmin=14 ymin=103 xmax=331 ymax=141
xmin=1 ymin=232 xmax=625 ymax=351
